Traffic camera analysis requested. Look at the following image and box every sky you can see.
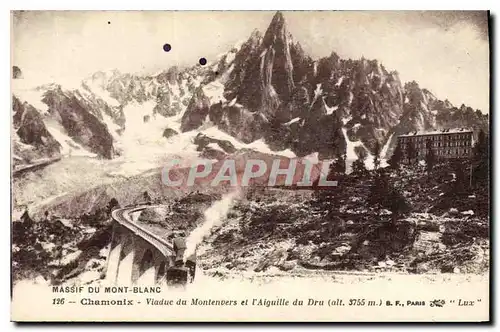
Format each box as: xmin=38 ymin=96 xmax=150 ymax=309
xmin=12 ymin=10 xmax=490 ymax=113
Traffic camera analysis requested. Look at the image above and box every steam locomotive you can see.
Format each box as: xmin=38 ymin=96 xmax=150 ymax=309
xmin=166 ymin=261 xmax=194 ymax=288
xmin=165 ymin=232 xmax=197 ymax=288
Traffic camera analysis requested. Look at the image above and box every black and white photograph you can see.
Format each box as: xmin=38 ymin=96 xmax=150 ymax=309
xmin=10 ymin=10 xmax=491 ymax=322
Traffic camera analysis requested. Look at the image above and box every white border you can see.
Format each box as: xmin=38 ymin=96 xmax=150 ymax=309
xmin=4 ymin=0 xmax=496 ymax=10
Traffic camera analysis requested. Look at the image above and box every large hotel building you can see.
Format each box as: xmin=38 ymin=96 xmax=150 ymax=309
xmin=397 ymin=128 xmax=474 ymax=164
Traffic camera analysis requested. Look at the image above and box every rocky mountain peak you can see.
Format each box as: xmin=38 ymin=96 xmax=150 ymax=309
xmin=229 ymin=11 xmax=297 ymax=116
xmin=12 ymin=12 xmax=489 ymax=170
xmin=262 ymin=11 xmax=290 ymax=47
xmin=404 ymin=81 xmax=426 ymax=104
xmin=158 ymin=66 xmax=181 ymax=85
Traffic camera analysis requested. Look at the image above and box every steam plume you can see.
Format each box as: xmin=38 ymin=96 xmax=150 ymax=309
xmin=183 ymin=189 xmax=241 ymax=260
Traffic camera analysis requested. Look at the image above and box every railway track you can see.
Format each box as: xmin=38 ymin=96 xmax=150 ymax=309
xmin=12 ymin=157 xmax=61 ymax=177
xmin=111 ymin=205 xmax=175 ymax=258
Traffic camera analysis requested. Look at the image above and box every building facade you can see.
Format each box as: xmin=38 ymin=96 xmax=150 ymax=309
xmin=397 ymin=128 xmax=474 ymax=164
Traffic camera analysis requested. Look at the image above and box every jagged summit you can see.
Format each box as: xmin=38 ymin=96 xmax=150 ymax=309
xmin=269 ymin=11 xmax=286 ymax=29
xmin=262 ymin=11 xmax=291 ymax=47
xmin=272 ymin=11 xmax=285 ymax=22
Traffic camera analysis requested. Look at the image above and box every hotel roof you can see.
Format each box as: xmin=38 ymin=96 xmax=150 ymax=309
xmin=399 ymin=128 xmax=473 ymax=138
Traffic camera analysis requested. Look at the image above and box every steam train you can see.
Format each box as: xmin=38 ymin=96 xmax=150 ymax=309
xmin=165 ymin=234 xmax=197 ymax=287
xmin=167 ymin=262 xmax=194 ymax=287
xmin=166 ymin=259 xmax=195 ymax=287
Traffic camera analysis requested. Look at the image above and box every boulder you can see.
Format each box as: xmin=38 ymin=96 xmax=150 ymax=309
xmin=137 ymin=207 xmax=169 ymax=224
xmin=162 ymin=128 xmax=178 ymax=139
xmin=278 ymin=260 xmax=296 ymax=271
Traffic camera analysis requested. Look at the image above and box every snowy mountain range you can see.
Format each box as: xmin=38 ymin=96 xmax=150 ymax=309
xmin=12 ymin=11 xmax=489 ymax=171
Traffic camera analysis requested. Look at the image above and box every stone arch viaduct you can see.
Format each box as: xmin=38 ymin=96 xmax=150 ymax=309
xmin=104 ymin=205 xmax=175 ymax=285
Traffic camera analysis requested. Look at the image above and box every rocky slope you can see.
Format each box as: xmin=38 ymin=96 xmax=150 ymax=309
xmin=12 ymin=205 xmax=114 ymax=286
xmin=196 ymin=161 xmax=489 ymax=276
xmin=12 ymin=96 xmax=61 ymax=165
xmin=12 ymin=12 xmax=489 ymax=168
xmin=11 ymin=153 xmax=489 ymax=285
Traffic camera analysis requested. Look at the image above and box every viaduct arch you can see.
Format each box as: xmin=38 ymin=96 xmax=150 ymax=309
xmin=104 ymin=206 xmax=175 ymax=285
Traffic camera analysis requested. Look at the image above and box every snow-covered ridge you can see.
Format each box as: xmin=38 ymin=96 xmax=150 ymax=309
xmin=12 ymin=43 xmax=297 ymax=175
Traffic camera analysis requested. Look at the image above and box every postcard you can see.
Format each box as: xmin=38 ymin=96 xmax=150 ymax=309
xmin=10 ymin=10 xmax=490 ymax=322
